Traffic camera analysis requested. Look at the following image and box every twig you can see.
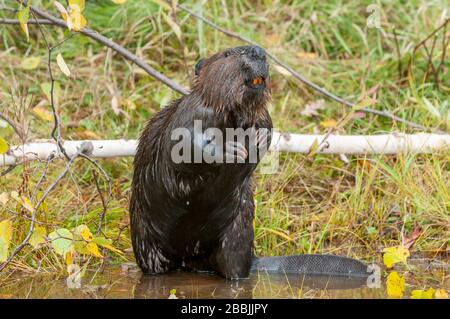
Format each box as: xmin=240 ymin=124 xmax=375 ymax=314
xmin=0 ymin=112 xmax=24 ymax=141
xmin=89 ymin=161 xmax=112 ymax=235
xmin=0 ymin=18 xmax=53 ymax=24
xmin=30 ymin=153 xmax=55 ymax=201
xmin=27 ymin=10 xmax=70 ymax=161
xmin=175 ymin=3 xmax=434 ymax=132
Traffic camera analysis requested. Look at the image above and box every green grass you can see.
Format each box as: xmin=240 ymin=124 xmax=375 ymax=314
xmin=0 ymin=0 xmax=448 ymax=277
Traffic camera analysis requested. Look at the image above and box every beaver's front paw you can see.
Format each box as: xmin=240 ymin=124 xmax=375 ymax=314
xmin=225 ymin=141 xmax=248 ymax=163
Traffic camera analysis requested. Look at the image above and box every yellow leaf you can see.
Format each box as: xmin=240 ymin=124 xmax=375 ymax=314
xmin=69 ymin=0 xmax=85 ymax=11
xmin=65 ymin=250 xmax=73 ymax=266
xmin=383 ymin=246 xmax=410 ymax=268
xmin=435 ymin=289 xmax=448 ymax=299
xmin=32 ymin=106 xmax=53 ymax=122
xmin=69 ymin=5 xmax=87 ymax=31
xmin=386 ymin=271 xmax=405 ymax=298
xmin=76 ymin=130 xmax=101 ymax=140
xmin=17 ymin=6 xmax=30 ymax=41
xmin=0 ymin=220 xmax=13 ymax=262
xmin=411 ymin=288 xmax=434 ymax=299
xmin=266 ymin=34 xmax=280 ymax=46
xmin=20 ymin=57 xmax=41 ymax=70
xmin=86 ymin=242 xmax=102 ymax=258
xmin=29 ymin=226 xmax=47 ymax=248
xmin=320 ymin=119 xmax=337 ymax=128
xmin=73 ymin=225 xmax=93 ymax=242
xmin=121 ymin=98 xmax=136 ymax=110
xmin=297 ymin=51 xmax=318 ymax=60
xmin=261 ymin=227 xmax=294 ymax=242
xmin=0 ymin=220 xmax=13 ymax=246
xmin=10 ymin=192 xmax=34 ymax=213
xmin=0 ymin=238 xmax=8 ymax=262
xmin=111 ymin=0 xmax=128 ymax=4
xmin=56 ymin=53 xmax=71 ymax=77
xmin=93 ymin=237 xmax=123 ymax=255
xmin=0 ymin=137 xmax=8 ymax=154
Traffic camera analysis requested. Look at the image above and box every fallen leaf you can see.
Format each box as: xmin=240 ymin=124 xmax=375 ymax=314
xmin=435 ymin=289 xmax=448 ymax=299
xmin=402 ymin=226 xmax=422 ymax=249
xmin=266 ymin=34 xmax=280 ymax=46
xmin=411 ymin=288 xmax=434 ymax=299
xmin=76 ymin=130 xmax=101 ymax=140
xmin=386 ymin=271 xmax=404 ymax=298
xmin=320 ymin=119 xmax=337 ymax=128
xmin=168 ymin=288 xmax=178 ymax=299
xmin=20 ymin=57 xmax=41 ymax=70
xmin=296 ymin=51 xmax=317 ymax=60
xmin=32 ymin=106 xmax=54 ymax=122
xmin=383 ymin=246 xmax=410 ymax=268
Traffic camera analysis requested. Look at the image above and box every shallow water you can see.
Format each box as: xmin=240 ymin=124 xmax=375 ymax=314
xmin=0 ymin=260 xmax=447 ymax=299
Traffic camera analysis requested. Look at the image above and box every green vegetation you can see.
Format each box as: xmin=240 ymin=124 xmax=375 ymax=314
xmin=0 ymin=0 xmax=448 ymax=290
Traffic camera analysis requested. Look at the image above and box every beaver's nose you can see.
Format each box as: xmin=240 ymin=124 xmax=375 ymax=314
xmin=248 ymin=46 xmax=266 ymax=60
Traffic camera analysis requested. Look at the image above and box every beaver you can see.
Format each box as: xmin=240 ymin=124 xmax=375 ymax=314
xmin=130 ymin=46 xmax=371 ymax=279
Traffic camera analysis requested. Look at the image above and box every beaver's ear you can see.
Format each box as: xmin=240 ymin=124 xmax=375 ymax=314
xmin=194 ymin=59 xmax=205 ymax=76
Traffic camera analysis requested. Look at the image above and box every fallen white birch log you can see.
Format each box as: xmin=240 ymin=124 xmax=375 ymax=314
xmin=1 ymin=133 xmax=449 ymax=167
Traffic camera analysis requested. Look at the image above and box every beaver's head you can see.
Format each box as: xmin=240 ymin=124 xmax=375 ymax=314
xmin=192 ymin=45 xmax=270 ymax=114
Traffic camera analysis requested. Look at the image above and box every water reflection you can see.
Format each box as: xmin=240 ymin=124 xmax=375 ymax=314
xmin=0 ymin=266 xmax=389 ymax=299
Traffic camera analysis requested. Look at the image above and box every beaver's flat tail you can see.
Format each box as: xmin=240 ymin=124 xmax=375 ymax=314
xmin=250 ymin=254 xmax=372 ymax=277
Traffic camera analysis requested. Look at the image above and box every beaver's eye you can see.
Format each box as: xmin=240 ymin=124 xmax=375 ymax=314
xmin=252 ymin=77 xmax=264 ymax=85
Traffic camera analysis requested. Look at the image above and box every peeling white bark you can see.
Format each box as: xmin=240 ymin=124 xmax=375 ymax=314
xmin=1 ymin=133 xmax=449 ymax=167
